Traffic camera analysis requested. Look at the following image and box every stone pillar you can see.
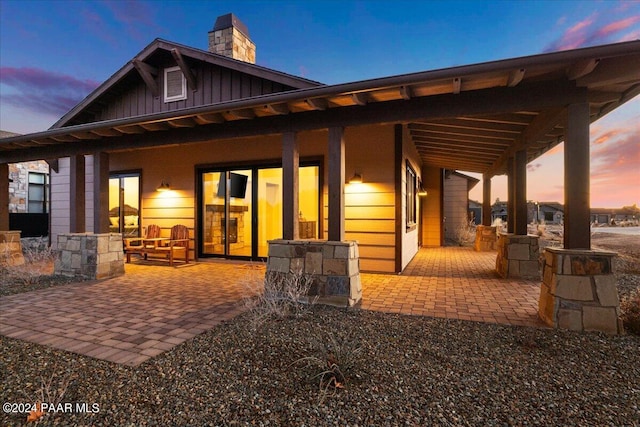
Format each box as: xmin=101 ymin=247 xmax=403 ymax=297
xmin=266 ymin=240 xmax=361 ymax=307
xmin=539 ymin=247 xmax=621 ymax=334
xmin=0 ymin=230 xmax=25 ymax=266
xmin=54 ymin=233 xmax=124 ymax=280
xmin=474 ymin=225 xmax=497 ymax=251
xmin=495 ymin=233 xmax=540 ymax=279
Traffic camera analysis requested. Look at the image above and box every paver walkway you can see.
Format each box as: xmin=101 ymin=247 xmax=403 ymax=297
xmin=1 ymin=248 xmax=544 ymax=366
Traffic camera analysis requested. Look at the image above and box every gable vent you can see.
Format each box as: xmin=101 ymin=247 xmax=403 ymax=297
xmin=164 ymin=66 xmax=186 ymax=102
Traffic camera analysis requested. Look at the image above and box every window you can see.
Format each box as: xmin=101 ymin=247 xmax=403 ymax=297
xmin=406 ymin=162 xmax=417 ymax=229
xmin=164 ymin=66 xmax=186 ymax=102
xmin=109 ymin=173 xmax=141 ymax=237
xmin=27 ymin=172 xmax=47 ymax=213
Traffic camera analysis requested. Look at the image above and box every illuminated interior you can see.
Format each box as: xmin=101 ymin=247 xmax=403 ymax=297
xmin=108 ymin=174 xmax=140 ymax=236
xmin=201 ymin=165 xmax=319 ymax=258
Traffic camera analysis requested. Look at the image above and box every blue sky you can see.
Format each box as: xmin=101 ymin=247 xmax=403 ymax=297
xmin=1 ymin=0 xmax=639 ymax=207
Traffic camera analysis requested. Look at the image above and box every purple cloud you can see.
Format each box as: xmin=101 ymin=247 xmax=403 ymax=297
xmin=544 ymin=6 xmax=640 ymax=52
xmin=100 ymin=0 xmax=162 ymax=43
xmin=0 ymin=67 xmax=100 ymax=116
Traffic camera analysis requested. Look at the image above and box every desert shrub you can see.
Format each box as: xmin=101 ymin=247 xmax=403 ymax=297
xmin=1 ymin=243 xmax=56 ymax=286
xmin=620 ymin=289 xmax=640 ymax=335
xmin=454 ymin=220 xmax=476 ymax=246
xmin=243 ymin=267 xmax=318 ymax=328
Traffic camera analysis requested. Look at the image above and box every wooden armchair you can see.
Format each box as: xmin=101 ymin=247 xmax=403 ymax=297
xmin=154 ymin=224 xmax=190 ymax=267
xmin=124 ymin=224 xmax=161 ymax=263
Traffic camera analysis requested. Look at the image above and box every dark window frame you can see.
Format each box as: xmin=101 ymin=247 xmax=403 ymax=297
xmin=27 ymin=171 xmax=48 ymax=213
xmin=406 ymin=161 xmax=417 ymax=231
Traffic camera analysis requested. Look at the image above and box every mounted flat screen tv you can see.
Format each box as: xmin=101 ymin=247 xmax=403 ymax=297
xmin=216 ymin=172 xmax=248 ymax=199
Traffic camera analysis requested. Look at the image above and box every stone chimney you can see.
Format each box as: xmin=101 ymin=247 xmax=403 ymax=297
xmin=208 ymin=13 xmax=256 ymax=64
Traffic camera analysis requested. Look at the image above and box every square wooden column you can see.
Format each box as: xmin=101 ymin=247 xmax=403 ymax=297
xmin=328 ymin=127 xmax=345 ymax=241
xmin=69 ymin=155 xmax=85 ymax=232
xmin=282 ymin=132 xmax=299 ymax=240
xmin=514 ymin=149 xmax=528 ymax=235
xmin=0 ymin=163 xmax=9 ymax=230
xmin=506 ymin=156 xmax=515 ymax=233
xmin=482 ymin=174 xmax=491 ymax=226
xmin=564 ymin=102 xmax=591 ymax=249
xmin=93 ymin=152 xmax=110 ymax=234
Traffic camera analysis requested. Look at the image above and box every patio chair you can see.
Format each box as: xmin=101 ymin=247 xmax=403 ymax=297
xmin=153 ymin=224 xmax=190 ymax=267
xmin=124 ymin=224 xmax=161 ymax=263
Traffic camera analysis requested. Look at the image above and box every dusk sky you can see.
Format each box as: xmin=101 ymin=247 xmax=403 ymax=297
xmin=0 ymin=0 xmax=638 ymax=208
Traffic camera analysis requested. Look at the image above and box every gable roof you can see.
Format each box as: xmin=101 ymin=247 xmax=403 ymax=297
xmin=52 ymin=38 xmax=321 ymax=128
xmin=2 ymin=41 xmax=639 ymax=177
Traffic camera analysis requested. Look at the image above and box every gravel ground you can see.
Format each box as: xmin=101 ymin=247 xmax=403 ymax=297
xmin=1 ymin=236 xmax=639 ymax=426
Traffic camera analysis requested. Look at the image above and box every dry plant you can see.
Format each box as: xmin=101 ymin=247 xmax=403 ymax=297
xmin=620 ymin=289 xmax=640 ymax=336
xmin=2 ymin=243 xmax=56 ymax=286
xmin=454 ymin=220 xmax=476 ymax=246
xmin=242 ymin=266 xmax=318 ymax=329
xmin=22 ymin=371 xmax=74 ymax=424
xmin=292 ymin=331 xmax=362 ymax=404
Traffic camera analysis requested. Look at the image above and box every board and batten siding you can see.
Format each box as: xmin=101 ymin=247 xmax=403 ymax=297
xmin=93 ymin=63 xmax=296 ymax=122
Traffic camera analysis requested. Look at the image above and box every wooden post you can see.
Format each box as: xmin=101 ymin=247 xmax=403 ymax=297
xmin=564 ymin=102 xmax=591 ymax=249
xmin=328 ymin=127 xmax=345 ymax=241
xmin=482 ymin=175 xmax=491 ymax=226
xmin=0 ymin=163 xmax=9 ymax=230
xmin=93 ymin=152 xmax=110 ymax=234
xmin=69 ymin=155 xmax=85 ymax=232
xmin=506 ymin=156 xmax=515 ymax=233
xmin=282 ymin=132 xmax=299 ymax=240
xmin=514 ymin=149 xmax=527 ymax=235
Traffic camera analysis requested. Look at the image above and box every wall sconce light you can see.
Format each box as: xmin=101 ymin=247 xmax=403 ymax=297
xmin=156 ymin=179 xmax=171 ymax=192
xmin=348 ymin=172 xmax=363 ymax=184
xmin=418 ymin=179 xmax=428 ymax=197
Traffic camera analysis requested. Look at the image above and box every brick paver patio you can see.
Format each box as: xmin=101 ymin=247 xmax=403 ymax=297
xmin=1 ymin=247 xmax=544 ymax=366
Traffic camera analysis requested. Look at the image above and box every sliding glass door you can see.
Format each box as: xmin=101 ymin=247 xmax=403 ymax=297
xmin=199 ymin=164 xmax=319 ymax=260
xmin=108 ymin=173 xmax=140 ymax=237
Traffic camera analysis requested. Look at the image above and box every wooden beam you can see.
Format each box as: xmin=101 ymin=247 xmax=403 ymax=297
xmin=51 ymin=135 xmax=79 ymax=142
xmin=167 ymin=118 xmax=197 ymax=128
xmin=194 ymin=113 xmax=225 ymax=124
xmin=394 ymin=124 xmax=403 ymax=272
xmin=225 ymin=109 xmax=256 ymax=120
xmin=399 ymin=85 xmax=412 ymax=100
xmin=90 ymin=128 xmax=123 ymax=137
xmin=410 ymin=130 xmax=512 ymax=147
xmin=514 ymin=149 xmax=527 ymax=235
xmin=171 ymin=48 xmax=197 ymax=91
xmin=139 ymin=122 xmax=170 ymax=131
xmin=351 ymin=93 xmax=368 ymax=106
xmin=93 ymin=152 xmax=110 ymax=234
xmin=132 ymin=59 xmax=159 ymax=97
xmin=507 ymin=156 xmax=515 ymax=233
xmin=567 ymin=58 xmax=600 ymax=80
xmin=453 ymin=78 xmax=461 ymax=94
xmin=282 ymin=132 xmax=299 ymax=240
xmin=564 ymin=102 xmax=591 ymax=249
xmin=328 ymin=127 xmax=345 ymax=241
xmin=507 ymin=68 xmax=526 ymax=87
xmin=45 ymin=158 xmax=59 ymax=173
xmin=114 ymin=125 xmax=145 ymax=134
xmin=482 ymin=176 xmax=491 ymax=225
xmin=264 ymin=103 xmax=289 ymax=115
xmin=411 ymin=118 xmax=525 ymax=133
xmin=69 ymin=155 xmax=85 ymax=233
xmin=69 ymin=131 xmax=101 ymax=140
xmin=0 ymin=164 xmax=8 ymax=230
xmin=305 ymin=98 xmax=328 ymax=110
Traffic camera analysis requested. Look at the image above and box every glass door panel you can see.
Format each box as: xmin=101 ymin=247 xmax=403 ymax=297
xmin=257 ymin=168 xmax=283 ymax=258
xmin=202 ymin=170 xmax=252 ymax=257
xmin=108 ymin=174 xmax=140 ymax=237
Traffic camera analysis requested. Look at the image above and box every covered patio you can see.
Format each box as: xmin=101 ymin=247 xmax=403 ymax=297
xmin=0 ymin=247 xmax=542 ymax=367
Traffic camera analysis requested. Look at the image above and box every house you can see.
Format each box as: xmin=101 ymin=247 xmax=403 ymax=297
xmin=530 ymin=201 xmax=564 ymax=224
xmin=468 ymin=200 xmax=482 ymax=226
xmin=443 ymin=170 xmax=479 ymax=241
xmin=0 ymin=131 xmax=50 ymax=238
xmin=1 ymin=14 xmax=639 ymax=277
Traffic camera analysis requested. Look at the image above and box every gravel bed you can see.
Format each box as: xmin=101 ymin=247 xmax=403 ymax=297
xmin=2 ymin=305 xmax=639 ymax=426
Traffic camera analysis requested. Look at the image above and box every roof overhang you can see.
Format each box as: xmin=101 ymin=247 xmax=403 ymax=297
xmin=2 ymin=41 xmax=639 ymax=178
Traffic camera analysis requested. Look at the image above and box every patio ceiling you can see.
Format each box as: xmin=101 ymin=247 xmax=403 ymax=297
xmin=1 ymin=41 xmax=639 ymax=177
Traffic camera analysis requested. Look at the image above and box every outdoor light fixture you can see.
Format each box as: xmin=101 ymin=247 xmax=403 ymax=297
xmin=156 ymin=179 xmax=171 ymax=192
xmin=349 ymin=172 xmax=363 ymax=184
xmin=417 ymin=179 xmax=428 ymax=196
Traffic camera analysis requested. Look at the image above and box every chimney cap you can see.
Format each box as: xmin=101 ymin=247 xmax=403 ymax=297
xmin=212 ymin=13 xmax=250 ymax=38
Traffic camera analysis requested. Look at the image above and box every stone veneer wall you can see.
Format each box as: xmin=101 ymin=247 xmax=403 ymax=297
xmin=474 ymin=225 xmax=497 ymax=251
xmin=208 ymin=27 xmax=256 ymax=63
xmin=55 ymin=233 xmax=124 ymax=280
xmin=266 ymin=240 xmax=362 ymax=307
xmin=495 ymin=233 xmax=540 ymax=279
xmin=539 ymin=247 xmax=621 ymax=334
xmin=0 ymin=230 xmax=25 ymax=266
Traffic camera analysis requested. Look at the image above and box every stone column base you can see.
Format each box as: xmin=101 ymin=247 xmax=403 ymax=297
xmin=539 ymin=248 xmax=621 ymax=334
xmin=495 ymin=233 xmax=540 ymax=279
xmin=474 ymin=225 xmax=497 ymax=251
xmin=267 ymin=240 xmax=361 ymax=307
xmin=0 ymin=230 xmax=25 ymax=266
xmin=55 ymin=233 xmax=125 ymax=280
